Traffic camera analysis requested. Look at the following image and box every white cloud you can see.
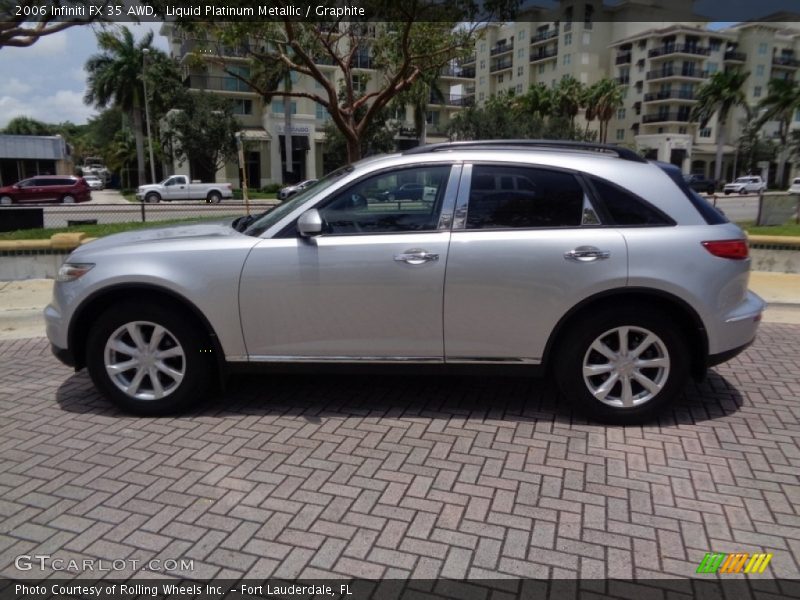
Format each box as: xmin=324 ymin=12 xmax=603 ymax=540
xmin=5 ymin=78 xmax=32 ymax=95
xmin=0 ymin=89 xmax=95 ymax=127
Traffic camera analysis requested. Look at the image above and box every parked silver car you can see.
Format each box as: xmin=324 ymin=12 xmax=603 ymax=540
xmin=46 ymin=141 xmax=764 ymax=422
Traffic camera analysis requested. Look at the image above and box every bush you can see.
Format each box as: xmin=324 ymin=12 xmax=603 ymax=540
xmin=121 ymin=188 xmax=136 ymax=195
xmin=260 ymin=183 xmax=281 ymax=193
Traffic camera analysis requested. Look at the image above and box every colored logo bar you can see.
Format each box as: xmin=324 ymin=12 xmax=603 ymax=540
xmin=696 ymin=552 xmax=773 ymax=574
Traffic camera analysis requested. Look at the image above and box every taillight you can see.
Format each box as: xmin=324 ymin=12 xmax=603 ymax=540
xmin=701 ymin=239 xmax=749 ymax=260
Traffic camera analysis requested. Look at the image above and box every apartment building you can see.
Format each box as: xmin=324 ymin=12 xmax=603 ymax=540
xmin=160 ymin=23 xmax=471 ymax=187
xmin=465 ymin=0 xmax=800 ymax=182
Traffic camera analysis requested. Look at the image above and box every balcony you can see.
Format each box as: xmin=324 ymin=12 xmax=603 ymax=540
xmin=530 ymin=47 xmax=558 ymax=62
xmin=531 ymin=29 xmax=558 ymax=44
xmin=461 ymin=66 xmax=476 ymax=78
xmin=643 ymin=90 xmax=696 ymax=102
xmin=642 ymin=112 xmax=692 ymax=124
xmin=773 ymin=56 xmax=800 ymax=68
xmin=648 ymin=44 xmax=710 ymax=59
xmin=490 ymin=42 xmax=514 ymax=56
xmin=462 ymin=55 xmax=476 ymax=65
xmin=724 ymin=50 xmax=747 ymax=62
xmin=183 ymin=75 xmax=254 ymax=93
xmin=646 ymin=67 xmax=708 ymax=81
xmin=616 ymin=76 xmax=630 ymax=84
xmin=440 ymin=65 xmax=472 ymax=78
xmin=430 ymin=94 xmax=474 ymax=107
xmin=490 ymin=57 xmax=513 ymax=72
xmin=180 ymin=38 xmax=251 ymax=58
xmin=615 ymin=52 xmax=632 ymax=65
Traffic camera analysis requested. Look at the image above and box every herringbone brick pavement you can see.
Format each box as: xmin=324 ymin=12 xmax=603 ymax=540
xmin=0 ymin=326 xmax=798 ymax=580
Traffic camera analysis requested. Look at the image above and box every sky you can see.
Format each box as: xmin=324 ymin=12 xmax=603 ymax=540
xmin=0 ymin=23 xmax=168 ymax=129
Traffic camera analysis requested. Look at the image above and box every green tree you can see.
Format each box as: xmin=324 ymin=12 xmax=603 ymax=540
xmin=584 ymin=78 xmax=624 ymax=144
xmin=691 ymin=70 xmax=750 ymax=184
xmin=322 ymin=103 xmax=398 ymax=171
xmin=0 ymin=0 xmax=114 ymax=48
xmin=553 ymin=76 xmax=585 ymax=129
xmin=84 ymin=26 xmax=163 ymax=186
xmin=755 ymin=78 xmax=800 ymax=187
xmin=161 ymin=92 xmax=239 ymax=181
xmin=394 ymin=69 xmax=447 ymax=146
xmin=2 ymin=116 xmax=55 ymax=135
xmin=173 ymin=0 xmax=518 ymax=163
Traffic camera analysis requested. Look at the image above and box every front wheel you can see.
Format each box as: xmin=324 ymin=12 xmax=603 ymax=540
xmin=0 ymin=195 xmax=12 ymax=205
xmin=86 ymin=302 xmax=215 ymax=415
xmin=554 ymin=307 xmax=690 ymax=424
xmin=145 ymin=193 xmax=160 ymax=203
xmin=62 ymin=195 xmax=76 ymax=204
xmin=707 ymin=185 xmax=715 ymax=195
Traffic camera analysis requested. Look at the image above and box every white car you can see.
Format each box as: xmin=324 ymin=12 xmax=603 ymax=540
xmin=723 ymin=176 xmax=766 ymax=195
xmin=83 ymin=175 xmax=104 ymax=190
xmin=136 ymin=175 xmax=233 ymax=203
xmin=788 ymin=178 xmax=800 ymax=194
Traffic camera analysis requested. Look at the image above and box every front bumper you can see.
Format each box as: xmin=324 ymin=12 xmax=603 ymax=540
xmin=51 ymin=343 xmax=76 ymax=367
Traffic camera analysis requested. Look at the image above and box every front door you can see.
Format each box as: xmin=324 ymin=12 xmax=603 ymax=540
xmin=444 ymin=163 xmax=628 ymax=363
xmin=238 ymin=164 xmax=458 ymax=360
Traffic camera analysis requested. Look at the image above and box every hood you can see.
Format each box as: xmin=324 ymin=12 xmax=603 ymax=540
xmin=137 ymin=183 xmax=160 ymax=191
xmin=76 ymin=219 xmax=243 ymax=253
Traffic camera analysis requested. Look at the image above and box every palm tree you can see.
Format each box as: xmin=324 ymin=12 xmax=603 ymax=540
xmin=586 ymin=78 xmax=624 ymax=144
xmin=756 ymin=78 xmax=800 ymax=187
xmin=691 ymin=70 xmax=749 ymax=184
xmin=516 ymin=84 xmax=554 ymax=121
xmin=85 ymin=26 xmax=158 ymax=187
xmin=395 ymin=70 xmax=446 ymax=145
xmin=553 ymin=76 xmax=585 ymax=129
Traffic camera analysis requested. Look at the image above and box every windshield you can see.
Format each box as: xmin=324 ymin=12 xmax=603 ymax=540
xmin=243 ymin=166 xmax=353 ymax=237
xmin=735 ymin=178 xmax=751 ymax=183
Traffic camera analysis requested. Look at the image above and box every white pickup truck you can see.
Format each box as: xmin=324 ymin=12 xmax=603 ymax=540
xmin=136 ymin=175 xmax=233 ymax=203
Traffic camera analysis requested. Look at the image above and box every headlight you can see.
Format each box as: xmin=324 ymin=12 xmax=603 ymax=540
xmin=57 ymin=262 xmax=95 ymax=282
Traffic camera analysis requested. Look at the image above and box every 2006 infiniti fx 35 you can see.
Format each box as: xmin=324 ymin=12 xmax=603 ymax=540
xmin=46 ymin=141 xmax=765 ymax=423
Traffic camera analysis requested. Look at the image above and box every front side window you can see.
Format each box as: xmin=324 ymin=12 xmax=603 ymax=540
xmin=317 ymin=165 xmax=451 ymax=235
xmin=466 ymin=165 xmax=585 ymax=229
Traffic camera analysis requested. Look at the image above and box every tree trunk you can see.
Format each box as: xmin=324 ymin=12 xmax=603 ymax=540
xmin=714 ymin=122 xmax=726 ymax=183
xmin=346 ymin=136 xmax=361 ymax=164
xmin=284 ymin=103 xmax=293 ymax=179
xmin=131 ymin=105 xmax=146 ymax=186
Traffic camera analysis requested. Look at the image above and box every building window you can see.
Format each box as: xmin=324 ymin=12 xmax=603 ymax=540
xmin=352 ymin=74 xmax=367 ymax=93
xmin=756 ymin=64 xmax=765 ymax=76
xmin=795 ymin=109 xmax=800 ymax=121
xmin=758 ymin=42 xmax=768 ymax=55
xmin=516 ymin=83 xmax=523 ymax=93
xmin=518 ymin=29 xmax=526 ymax=40
xmin=479 ymin=92 xmax=485 ymax=101
xmin=538 ymin=64 xmax=545 ymax=74
xmin=707 ymin=62 xmax=719 ymax=74
xmin=754 ymin=86 xmax=762 ymax=98
xmin=638 ymin=39 xmax=647 ymax=50
xmin=272 ymin=99 xmax=297 ymax=114
xmin=678 ymin=126 xmax=687 ymax=134
xmin=518 ymin=48 xmax=524 ymax=58
xmin=565 ymin=33 xmax=572 ymax=46
xmin=583 ymin=32 xmax=591 ymax=45
xmin=232 ymin=99 xmax=253 ymax=115
xmin=499 ymin=74 xmax=504 ymax=83
xmin=563 ymin=53 xmax=571 ymax=65
xmin=700 ymin=127 xmax=712 ymax=138
xmin=617 ymin=108 xmax=626 ymax=119
xmin=480 ymin=43 xmax=486 ymax=53
xmin=709 ymin=39 xmax=722 ymax=51
xmin=480 ymin=60 xmax=486 ymax=70
xmin=616 ymin=129 xmax=625 ymax=141
xmin=479 ymin=76 xmax=486 ymax=85
xmin=315 ymin=103 xmax=329 ymax=121
xmin=517 ymin=66 xmax=524 ymax=76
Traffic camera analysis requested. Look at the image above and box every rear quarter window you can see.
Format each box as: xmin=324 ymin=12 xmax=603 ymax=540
xmin=587 ymin=177 xmax=675 ymax=226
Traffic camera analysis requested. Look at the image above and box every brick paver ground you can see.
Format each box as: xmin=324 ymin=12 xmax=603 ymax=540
xmin=0 ymin=326 xmax=799 ymax=581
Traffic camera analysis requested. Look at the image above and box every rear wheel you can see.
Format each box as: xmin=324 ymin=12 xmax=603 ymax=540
xmin=62 ymin=195 xmax=75 ymax=204
xmin=706 ymin=185 xmax=715 ymax=194
xmin=554 ymin=306 xmax=690 ymax=424
xmin=207 ymin=191 xmax=222 ymax=204
xmin=86 ymin=302 xmax=215 ymax=415
xmin=739 ymin=189 xmax=747 ymax=195
xmin=0 ymin=196 xmax=11 ymax=205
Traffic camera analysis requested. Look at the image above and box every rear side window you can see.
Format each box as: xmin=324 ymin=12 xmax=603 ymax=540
xmin=657 ymin=163 xmax=727 ymax=224
xmin=467 ymin=165 xmax=584 ymax=229
xmin=588 ymin=177 xmax=674 ymax=226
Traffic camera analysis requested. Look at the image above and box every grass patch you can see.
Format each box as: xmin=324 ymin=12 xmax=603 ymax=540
xmin=0 ymin=217 xmax=216 ymax=241
xmin=739 ymin=221 xmax=800 ymax=237
xmin=123 ymin=192 xmax=277 ymax=203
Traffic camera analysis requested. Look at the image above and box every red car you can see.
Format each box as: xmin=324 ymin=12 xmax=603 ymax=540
xmin=0 ymin=175 xmax=91 ymax=205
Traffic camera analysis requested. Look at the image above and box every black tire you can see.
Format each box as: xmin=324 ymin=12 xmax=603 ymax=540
xmin=145 ymin=192 xmax=160 ymax=203
xmin=724 ymin=191 xmax=731 ymax=195
xmin=707 ymin=185 xmax=714 ymax=194
xmin=739 ymin=189 xmax=747 ymax=195
xmin=85 ymin=301 xmax=215 ymax=415
xmin=207 ymin=191 xmax=222 ymax=204
xmin=553 ymin=305 xmax=690 ymax=424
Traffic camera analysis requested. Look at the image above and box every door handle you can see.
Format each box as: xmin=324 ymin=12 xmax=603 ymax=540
xmin=564 ymin=246 xmax=610 ymax=262
xmin=394 ymin=249 xmax=439 ymax=265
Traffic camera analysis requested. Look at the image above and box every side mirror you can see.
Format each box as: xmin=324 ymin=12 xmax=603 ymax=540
xmin=297 ymin=208 xmax=323 ymax=237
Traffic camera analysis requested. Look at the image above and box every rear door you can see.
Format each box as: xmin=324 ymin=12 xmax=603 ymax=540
xmin=443 ymin=163 xmax=628 ymax=364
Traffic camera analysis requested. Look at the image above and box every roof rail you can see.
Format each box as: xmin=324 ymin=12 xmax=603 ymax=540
xmin=402 ymin=140 xmax=647 ymax=163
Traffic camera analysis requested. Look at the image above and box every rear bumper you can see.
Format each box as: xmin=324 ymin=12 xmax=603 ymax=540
xmin=707 ymin=290 xmax=765 ymax=360
xmin=707 ymin=339 xmax=753 ymax=368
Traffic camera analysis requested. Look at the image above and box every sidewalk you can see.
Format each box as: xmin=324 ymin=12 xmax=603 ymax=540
xmin=1 ymin=272 xmax=798 ymax=341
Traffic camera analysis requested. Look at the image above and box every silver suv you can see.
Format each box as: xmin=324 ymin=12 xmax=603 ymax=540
xmin=46 ymin=141 xmax=765 ymax=423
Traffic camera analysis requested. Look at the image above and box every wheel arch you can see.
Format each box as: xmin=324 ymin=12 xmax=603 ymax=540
xmin=542 ymin=287 xmax=709 ymax=380
xmin=68 ymin=283 xmax=226 ymax=381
